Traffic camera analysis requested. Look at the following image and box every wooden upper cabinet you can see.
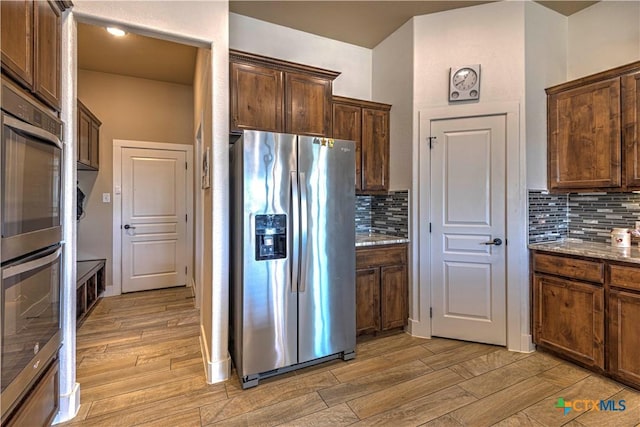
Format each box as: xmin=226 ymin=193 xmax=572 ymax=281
xmin=33 ymin=0 xmax=61 ymax=110
xmin=229 ymin=50 xmax=339 ymax=137
xmin=546 ymin=60 xmax=640 ymax=192
xmin=332 ymin=96 xmax=391 ymax=193
xmin=0 ymin=0 xmax=67 ymax=111
xmin=547 ymin=78 xmax=621 ymax=190
xmin=623 ymin=72 xmax=640 ymax=187
xmin=362 ymin=107 xmax=390 ymax=191
xmin=332 ymin=102 xmax=362 ymax=190
xmin=285 ymin=71 xmax=332 ymax=136
xmin=230 ymin=62 xmax=283 ymax=133
xmin=1 ymin=0 xmax=33 ymax=88
xmin=77 ymin=100 xmax=101 ymax=170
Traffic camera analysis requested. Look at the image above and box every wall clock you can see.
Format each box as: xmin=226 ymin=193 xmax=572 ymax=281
xmin=449 ymin=65 xmax=481 ymax=102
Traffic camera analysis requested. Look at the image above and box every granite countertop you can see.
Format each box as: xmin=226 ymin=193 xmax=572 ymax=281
xmin=528 ymin=239 xmax=640 ymax=265
xmin=356 ymin=232 xmax=410 ymax=247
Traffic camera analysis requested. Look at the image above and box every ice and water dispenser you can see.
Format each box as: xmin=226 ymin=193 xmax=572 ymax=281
xmin=254 ymin=214 xmax=287 ymax=260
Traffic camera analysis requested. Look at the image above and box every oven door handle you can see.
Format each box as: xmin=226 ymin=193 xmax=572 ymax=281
xmin=2 ymin=246 xmax=62 ymax=279
xmin=3 ymin=115 xmax=62 ymax=149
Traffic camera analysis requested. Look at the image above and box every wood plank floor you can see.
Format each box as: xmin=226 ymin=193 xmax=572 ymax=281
xmin=62 ymin=287 xmax=640 ymax=426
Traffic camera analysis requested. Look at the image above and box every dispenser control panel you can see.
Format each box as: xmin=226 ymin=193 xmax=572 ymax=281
xmin=254 ymin=214 xmax=286 ymax=261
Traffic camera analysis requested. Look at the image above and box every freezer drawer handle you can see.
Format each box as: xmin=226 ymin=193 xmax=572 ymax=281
xmin=290 ymin=172 xmax=300 ymax=293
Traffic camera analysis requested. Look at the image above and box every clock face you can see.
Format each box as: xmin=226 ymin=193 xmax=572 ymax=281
xmin=452 ymin=68 xmax=478 ymax=91
xmin=449 ymin=65 xmax=480 ymax=102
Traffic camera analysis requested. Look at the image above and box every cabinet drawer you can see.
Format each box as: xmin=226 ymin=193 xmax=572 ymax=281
xmin=609 ymin=264 xmax=640 ymax=291
xmin=533 ymin=252 xmax=604 ymax=284
xmin=356 ymin=245 xmax=407 ymax=268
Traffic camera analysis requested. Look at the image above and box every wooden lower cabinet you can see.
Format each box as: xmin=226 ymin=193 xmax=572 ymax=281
xmin=356 ymin=244 xmax=408 ymax=336
xmin=533 ymin=273 xmax=605 ymax=370
xmin=532 ymin=251 xmax=640 ymax=389
xmin=355 ymin=267 xmax=380 ymax=335
xmin=5 ymin=359 xmax=59 ymax=427
xmin=608 ymin=288 xmax=640 ymax=387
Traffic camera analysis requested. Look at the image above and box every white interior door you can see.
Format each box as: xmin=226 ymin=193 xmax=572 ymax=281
xmin=121 ymin=147 xmax=188 ymax=293
xmin=430 ymin=115 xmax=506 ymax=346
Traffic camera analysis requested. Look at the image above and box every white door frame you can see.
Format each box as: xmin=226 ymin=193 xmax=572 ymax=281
xmin=412 ymin=102 xmax=533 ymax=352
xmin=112 ymin=139 xmax=194 ymax=296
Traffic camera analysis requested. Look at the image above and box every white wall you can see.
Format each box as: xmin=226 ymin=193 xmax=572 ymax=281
xmin=525 ymin=3 xmax=567 ymax=190
xmin=411 ymin=1 xmax=530 ymax=350
xmin=413 ymin=2 xmax=525 ymax=107
xmin=230 ymin=13 xmax=372 ymax=99
xmin=58 ymin=1 xmax=229 ymax=422
xmin=372 ymin=19 xmax=414 ymax=191
xmin=568 ymin=0 xmax=640 ymax=79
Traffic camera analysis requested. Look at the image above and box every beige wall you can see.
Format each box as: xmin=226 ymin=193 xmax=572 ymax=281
xmin=76 ymin=70 xmax=194 ymax=291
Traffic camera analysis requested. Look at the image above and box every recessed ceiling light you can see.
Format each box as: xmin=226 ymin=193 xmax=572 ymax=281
xmin=106 ymin=27 xmax=126 ymax=37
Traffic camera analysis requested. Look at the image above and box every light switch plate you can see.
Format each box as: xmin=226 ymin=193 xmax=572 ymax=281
xmin=102 ymin=193 xmax=111 ymax=203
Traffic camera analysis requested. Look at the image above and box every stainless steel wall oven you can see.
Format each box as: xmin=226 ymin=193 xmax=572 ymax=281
xmin=1 ymin=245 xmax=61 ymax=418
xmin=0 ymin=77 xmax=63 ymax=422
xmin=1 ymin=78 xmax=62 ymax=263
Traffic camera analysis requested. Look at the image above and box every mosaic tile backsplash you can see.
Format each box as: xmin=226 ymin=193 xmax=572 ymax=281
xmin=528 ymin=191 xmax=568 ymax=243
xmin=356 ymin=191 xmax=409 ymax=238
xmin=528 ymin=190 xmax=640 ymax=244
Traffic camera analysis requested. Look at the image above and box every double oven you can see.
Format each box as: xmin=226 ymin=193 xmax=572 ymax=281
xmin=0 ymin=78 xmax=63 ymax=421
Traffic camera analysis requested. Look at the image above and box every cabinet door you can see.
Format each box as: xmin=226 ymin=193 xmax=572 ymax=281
xmin=356 ymin=267 xmax=380 ymax=335
xmin=548 ymin=78 xmax=621 ymax=190
xmin=33 ymin=0 xmax=60 ymax=110
xmin=90 ymin=120 xmax=100 ymax=169
xmin=533 ymin=274 xmax=604 ymax=370
xmin=333 ymin=103 xmax=362 ymax=191
xmin=6 ymin=359 xmax=59 ymax=427
xmin=78 ymin=106 xmax=92 ymax=167
xmin=285 ymin=71 xmax=332 ymax=137
xmin=623 ymin=72 xmax=640 ymax=188
xmin=230 ymin=62 xmax=283 ymax=133
xmin=1 ymin=0 xmax=33 ymax=88
xmin=362 ymin=108 xmax=389 ymax=191
xmin=380 ymin=264 xmax=408 ymax=330
xmin=608 ymin=289 xmax=640 ymax=388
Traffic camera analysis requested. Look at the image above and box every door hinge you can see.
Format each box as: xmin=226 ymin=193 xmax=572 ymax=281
xmin=185 ymin=266 xmax=188 ymax=275
xmin=185 ymin=162 xmax=188 ymax=170
xmin=185 ymin=214 xmax=188 ymax=222
xmin=430 ymin=307 xmax=433 ymax=318
xmin=429 ymin=223 xmax=432 ymax=233
xmin=427 ymin=136 xmax=437 ymax=149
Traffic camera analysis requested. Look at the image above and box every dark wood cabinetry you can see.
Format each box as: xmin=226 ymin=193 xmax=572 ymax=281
xmin=76 ymin=259 xmax=106 ymax=325
xmin=230 ymin=61 xmax=283 ymax=133
xmin=607 ymin=264 xmax=640 ymax=388
xmin=356 ymin=244 xmax=407 ymax=336
xmin=546 ymin=61 xmax=640 ymax=191
xmin=332 ymin=96 xmax=391 ymax=192
xmin=4 ymin=359 xmax=59 ymax=427
xmin=531 ymin=250 xmax=640 ymax=389
xmin=77 ymin=100 xmax=101 ymax=170
xmin=0 ymin=0 xmax=67 ymax=111
xmin=229 ymin=50 xmax=339 ymax=137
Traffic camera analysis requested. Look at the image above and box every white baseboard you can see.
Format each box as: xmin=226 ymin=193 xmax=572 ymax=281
xmin=53 ymin=382 xmax=80 ymax=424
xmin=199 ymin=326 xmax=231 ymax=384
xmin=407 ymin=318 xmax=431 ymax=338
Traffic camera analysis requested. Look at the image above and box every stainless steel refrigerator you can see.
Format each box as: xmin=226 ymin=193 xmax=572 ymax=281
xmin=230 ymin=130 xmax=356 ymax=389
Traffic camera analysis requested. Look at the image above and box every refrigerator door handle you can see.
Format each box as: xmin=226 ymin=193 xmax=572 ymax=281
xmin=299 ymin=172 xmax=308 ymax=293
xmin=290 ymin=171 xmax=300 ymax=293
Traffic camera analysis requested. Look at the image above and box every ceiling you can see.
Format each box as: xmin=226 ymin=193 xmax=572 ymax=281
xmin=77 ymin=1 xmax=598 ymax=84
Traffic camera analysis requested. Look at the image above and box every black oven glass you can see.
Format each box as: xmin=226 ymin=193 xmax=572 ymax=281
xmin=1 ymin=247 xmax=60 ymax=392
xmin=1 ymin=127 xmax=61 ymax=238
